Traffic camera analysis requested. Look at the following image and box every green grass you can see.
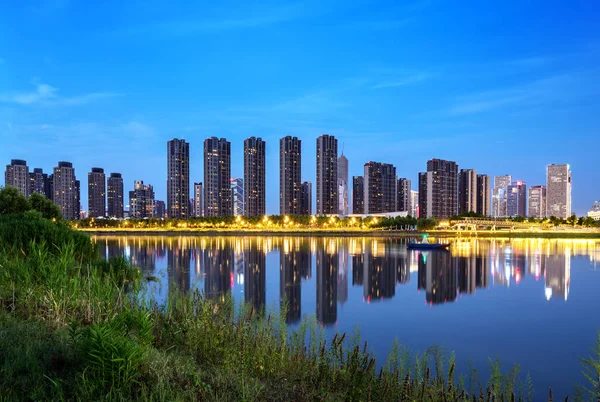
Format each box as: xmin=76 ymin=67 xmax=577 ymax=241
xmin=1 ymin=214 xmax=600 ymax=401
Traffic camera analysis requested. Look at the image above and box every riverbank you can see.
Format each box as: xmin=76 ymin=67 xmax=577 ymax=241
xmin=79 ymin=227 xmax=600 ymax=239
xmin=2 ymin=213 xmax=551 ymax=401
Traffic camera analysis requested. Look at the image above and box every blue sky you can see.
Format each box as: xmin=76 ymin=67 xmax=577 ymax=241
xmin=1 ymin=0 xmax=599 ymax=214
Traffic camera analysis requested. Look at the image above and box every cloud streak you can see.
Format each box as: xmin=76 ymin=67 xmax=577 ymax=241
xmin=0 ymin=82 xmax=122 ymax=106
xmin=372 ymin=72 xmax=434 ymax=89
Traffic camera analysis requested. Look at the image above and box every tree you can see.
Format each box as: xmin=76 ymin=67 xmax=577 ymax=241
xmin=29 ymin=193 xmax=62 ymax=221
xmin=0 ymin=187 xmax=31 ymax=215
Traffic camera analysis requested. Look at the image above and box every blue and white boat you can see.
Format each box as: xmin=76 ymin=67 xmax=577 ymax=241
xmin=407 ymin=235 xmax=450 ymax=250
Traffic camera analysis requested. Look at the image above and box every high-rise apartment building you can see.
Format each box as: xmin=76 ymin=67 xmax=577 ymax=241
xmin=364 ymin=162 xmax=396 ymax=214
xmin=492 ymin=175 xmax=511 ymax=217
xmin=107 ymin=173 xmax=124 ymax=218
xmin=129 ymin=181 xmax=155 ymax=218
xmin=231 ymin=178 xmax=244 ymax=216
xmin=154 ymin=200 xmax=166 ymax=219
xmin=588 ymin=201 xmax=600 ymax=221
xmin=243 ymin=137 xmax=266 ymax=217
xmin=410 ymin=190 xmax=419 ymax=218
xmin=193 ymin=182 xmax=203 ymax=217
xmin=167 ymin=138 xmax=190 ymax=219
xmin=418 ymin=159 xmax=458 ymax=219
xmin=53 ymin=161 xmax=78 ymax=220
xmin=75 ymin=180 xmax=81 ymax=218
xmin=337 ymin=152 xmax=348 ymax=215
xmin=88 ymin=167 xmax=106 ymax=218
xmin=476 ymin=174 xmax=490 ymax=216
xmin=506 ymin=181 xmax=527 ymax=217
xmin=352 ymin=176 xmax=364 ymax=214
xmin=204 ymin=137 xmax=232 ymax=217
xmin=280 ymin=136 xmax=302 ymax=215
xmin=29 ymin=168 xmax=51 ymax=198
xmin=5 ymin=159 xmax=29 ymax=197
xmin=300 ymin=182 xmax=312 ymax=215
xmin=546 ymin=164 xmax=572 ymax=219
xmin=528 ymin=185 xmax=546 ymax=218
xmin=458 ymin=169 xmax=477 ymax=215
xmin=397 ymin=178 xmax=411 ymax=212
xmin=316 ymin=134 xmax=338 ymax=215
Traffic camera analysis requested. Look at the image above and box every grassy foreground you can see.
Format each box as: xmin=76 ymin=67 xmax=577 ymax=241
xmin=1 ymin=214 xmax=600 ymax=401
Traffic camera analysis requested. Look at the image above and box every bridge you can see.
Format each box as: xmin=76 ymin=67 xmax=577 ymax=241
xmin=449 ymin=217 xmax=546 ymax=231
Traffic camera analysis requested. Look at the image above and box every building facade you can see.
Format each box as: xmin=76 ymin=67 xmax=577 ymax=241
xmin=352 ymin=176 xmax=364 ymax=214
xmin=243 ymin=137 xmax=266 ymax=217
xmin=88 ymin=167 xmax=106 ymax=218
xmin=546 ymin=164 xmax=572 ymax=219
xmin=410 ymin=190 xmax=419 ymax=218
xmin=167 ymin=139 xmax=190 ymax=219
xmin=53 ymin=161 xmax=78 ymax=220
xmin=316 ymin=134 xmax=338 ymax=215
xmin=5 ymin=159 xmax=29 ymax=197
xmin=397 ymin=178 xmax=411 ymax=212
xmin=29 ymin=168 xmax=51 ymax=199
xmin=107 ymin=173 xmax=124 ymax=218
xmin=458 ymin=169 xmax=477 ymax=215
xmin=193 ymin=182 xmax=203 ymax=217
xmin=204 ymin=137 xmax=232 ymax=217
xmin=300 ymin=181 xmax=312 ymax=215
xmin=280 ymin=136 xmax=302 ymax=215
xmin=418 ymin=159 xmax=458 ymax=219
xmin=506 ymin=181 xmax=527 ymax=217
xmin=588 ymin=201 xmax=600 ymax=221
xmin=476 ymin=174 xmax=490 ymax=216
xmin=492 ymin=175 xmax=512 ymax=217
xmin=129 ymin=181 xmax=155 ymax=219
xmin=231 ymin=178 xmax=244 ymax=216
xmin=154 ymin=200 xmax=166 ymax=218
xmin=364 ymin=162 xmax=396 ymax=214
xmin=337 ymin=152 xmax=349 ymax=215
xmin=528 ymin=185 xmax=546 ymax=218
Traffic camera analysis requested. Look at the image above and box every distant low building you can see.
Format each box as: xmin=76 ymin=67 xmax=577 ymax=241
xmin=588 ymin=201 xmax=600 ymax=220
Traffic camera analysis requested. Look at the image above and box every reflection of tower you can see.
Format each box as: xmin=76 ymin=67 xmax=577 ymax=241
xmin=338 ymin=244 xmax=349 ymax=304
xmin=204 ymin=245 xmax=233 ymax=301
xmin=458 ymin=256 xmax=477 ymax=294
xmin=130 ymin=243 xmax=157 ymax=274
xmin=364 ymin=241 xmax=396 ymax=300
xmin=418 ymin=251 xmax=457 ymax=304
xmin=397 ymin=252 xmax=410 ymax=284
xmin=316 ymin=247 xmax=338 ymax=325
xmin=475 ymin=254 xmax=489 ymax=289
xmin=244 ymin=244 xmax=266 ymax=313
xmin=168 ymin=246 xmax=191 ymax=294
xmin=280 ymin=246 xmax=303 ymax=324
xmin=545 ymin=250 xmax=571 ymax=301
xmin=352 ymin=254 xmax=364 ymax=286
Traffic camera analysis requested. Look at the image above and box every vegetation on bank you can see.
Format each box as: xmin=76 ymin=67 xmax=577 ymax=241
xmin=1 ymin=188 xmax=600 ymax=401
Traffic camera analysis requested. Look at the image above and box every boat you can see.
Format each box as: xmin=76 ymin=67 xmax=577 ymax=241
xmin=407 ymin=235 xmax=450 ymax=250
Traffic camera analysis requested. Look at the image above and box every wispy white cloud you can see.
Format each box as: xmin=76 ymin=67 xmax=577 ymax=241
xmin=120 ymin=2 xmax=313 ymax=36
xmin=445 ymin=73 xmax=586 ymax=116
xmin=0 ymin=83 xmax=58 ymax=105
xmin=0 ymin=82 xmax=122 ymax=106
xmin=372 ymin=72 xmax=434 ymax=89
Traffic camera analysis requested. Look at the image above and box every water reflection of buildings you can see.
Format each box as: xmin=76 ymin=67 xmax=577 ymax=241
xmin=203 ymin=242 xmax=233 ymax=301
xmin=244 ymin=243 xmax=266 ymax=313
xmin=363 ymin=241 xmax=396 ymax=301
xmin=545 ymin=251 xmax=571 ymax=301
xmin=280 ymin=239 xmax=311 ymax=323
xmin=457 ymin=255 xmax=489 ymax=295
xmin=417 ymin=251 xmax=457 ymax=305
xmin=338 ymin=244 xmax=348 ymax=305
xmin=168 ymin=246 xmax=191 ymax=294
xmin=317 ymin=241 xmax=338 ymax=326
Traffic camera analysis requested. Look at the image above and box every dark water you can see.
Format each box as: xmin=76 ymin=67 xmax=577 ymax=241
xmin=95 ymin=235 xmax=600 ymax=399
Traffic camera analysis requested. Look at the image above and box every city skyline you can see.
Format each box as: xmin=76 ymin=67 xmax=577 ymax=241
xmin=2 ymin=139 xmax=583 ymax=218
xmin=1 ymin=1 xmax=598 ymax=215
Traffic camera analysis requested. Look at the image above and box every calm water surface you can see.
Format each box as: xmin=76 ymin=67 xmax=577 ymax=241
xmin=95 ymin=235 xmax=600 ymax=399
